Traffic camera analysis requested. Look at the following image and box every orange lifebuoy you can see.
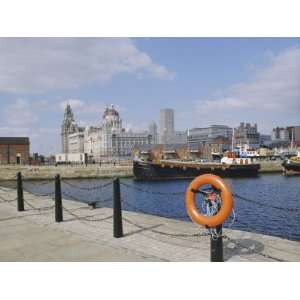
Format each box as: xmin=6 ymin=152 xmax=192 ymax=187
xmin=185 ymin=174 xmax=233 ymax=227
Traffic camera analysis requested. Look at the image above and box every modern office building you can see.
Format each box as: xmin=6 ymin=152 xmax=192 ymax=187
xmin=287 ymin=126 xmax=300 ymax=146
xmin=271 ymin=127 xmax=289 ymax=142
xmin=159 ymin=108 xmax=175 ymax=144
xmin=234 ymin=122 xmax=260 ymax=149
xmin=259 ymin=134 xmax=272 ymax=146
xmin=148 ymin=121 xmax=158 ymax=144
xmin=173 ymin=131 xmax=188 ymax=144
xmin=187 ymin=125 xmax=232 ymax=148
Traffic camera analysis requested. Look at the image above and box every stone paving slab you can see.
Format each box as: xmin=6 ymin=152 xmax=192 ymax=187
xmin=0 ymin=186 xmax=299 ymax=262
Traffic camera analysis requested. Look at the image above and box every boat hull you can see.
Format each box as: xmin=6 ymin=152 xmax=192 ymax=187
xmin=282 ymin=161 xmax=300 ymax=172
xmin=133 ymin=161 xmax=260 ymax=180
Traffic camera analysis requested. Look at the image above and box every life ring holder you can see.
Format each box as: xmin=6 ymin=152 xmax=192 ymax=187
xmin=185 ymin=174 xmax=233 ymax=228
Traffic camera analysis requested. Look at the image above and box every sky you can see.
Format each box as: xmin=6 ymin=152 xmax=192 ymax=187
xmin=0 ymin=37 xmax=299 ymax=155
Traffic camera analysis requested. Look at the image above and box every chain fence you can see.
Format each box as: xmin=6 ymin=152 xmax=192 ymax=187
xmin=1 ymin=175 xmax=298 ymax=261
xmin=61 ymin=190 xmax=112 ymax=206
xmin=61 ymin=180 xmax=113 ymax=191
xmin=23 ymin=198 xmax=55 ymax=212
xmin=0 ymin=194 xmax=17 ymax=203
xmin=233 ymin=192 xmax=300 ymax=213
xmin=63 ymin=205 xmax=113 ymax=223
xmin=121 ymin=199 xmax=189 ymax=220
xmin=120 ymin=182 xmax=185 ymax=196
xmin=122 ymin=216 xmax=210 ymax=238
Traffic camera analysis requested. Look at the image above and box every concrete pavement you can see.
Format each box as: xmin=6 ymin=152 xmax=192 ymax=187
xmin=0 ymin=186 xmax=299 ymax=262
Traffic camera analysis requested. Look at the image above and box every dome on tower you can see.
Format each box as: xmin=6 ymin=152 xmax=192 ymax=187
xmin=102 ymin=105 xmax=119 ymax=119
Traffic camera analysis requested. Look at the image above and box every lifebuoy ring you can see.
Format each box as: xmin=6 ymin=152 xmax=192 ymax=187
xmin=185 ymin=174 xmax=233 ymax=227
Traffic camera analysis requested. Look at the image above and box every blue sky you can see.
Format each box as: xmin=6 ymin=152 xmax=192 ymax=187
xmin=0 ymin=38 xmax=299 ymax=155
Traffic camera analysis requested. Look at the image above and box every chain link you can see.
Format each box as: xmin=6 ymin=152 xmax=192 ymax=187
xmin=120 ymin=182 xmax=185 ymax=196
xmin=61 ymin=180 xmax=113 ymax=191
xmin=233 ymin=192 xmax=300 ymax=212
xmin=63 ymin=205 xmax=113 ymax=222
xmin=122 ymin=217 xmax=209 ymax=238
xmin=122 ymin=199 xmax=189 ymax=219
xmin=23 ymin=198 xmax=55 ymax=211
xmin=61 ymin=190 xmax=112 ymax=205
xmin=23 ymin=187 xmax=55 ymax=198
xmin=0 ymin=194 xmax=17 ymax=203
xmin=24 ymin=181 xmax=53 ymax=188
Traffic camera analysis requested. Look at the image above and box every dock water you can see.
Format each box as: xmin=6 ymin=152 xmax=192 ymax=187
xmin=0 ymin=186 xmax=299 ymax=262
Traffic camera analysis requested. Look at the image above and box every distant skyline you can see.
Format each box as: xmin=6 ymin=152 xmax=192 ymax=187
xmin=0 ymin=37 xmax=299 ymax=154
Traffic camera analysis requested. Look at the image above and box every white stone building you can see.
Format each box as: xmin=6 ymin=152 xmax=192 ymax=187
xmin=59 ymin=104 xmax=153 ymax=162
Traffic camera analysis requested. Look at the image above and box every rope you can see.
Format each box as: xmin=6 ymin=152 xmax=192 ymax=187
xmin=61 ymin=180 xmax=113 ymax=191
xmin=122 ymin=217 xmax=210 ymax=238
xmin=233 ymin=192 xmax=300 ymax=212
xmin=120 ymin=182 xmax=185 ymax=196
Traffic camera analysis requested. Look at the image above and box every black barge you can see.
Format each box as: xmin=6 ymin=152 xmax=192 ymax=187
xmin=133 ymin=159 xmax=261 ymax=180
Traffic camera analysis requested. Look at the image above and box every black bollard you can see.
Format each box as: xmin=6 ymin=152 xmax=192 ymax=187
xmin=55 ymin=174 xmax=63 ymax=222
xmin=210 ymin=224 xmax=223 ymax=262
xmin=17 ymin=172 xmax=24 ymax=211
xmin=113 ymin=178 xmax=123 ymax=238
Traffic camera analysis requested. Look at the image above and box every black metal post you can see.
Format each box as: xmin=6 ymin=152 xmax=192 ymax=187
xmin=17 ymin=172 xmax=24 ymax=211
xmin=55 ymin=174 xmax=63 ymax=222
xmin=210 ymin=224 xmax=223 ymax=262
xmin=113 ymin=178 xmax=123 ymax=238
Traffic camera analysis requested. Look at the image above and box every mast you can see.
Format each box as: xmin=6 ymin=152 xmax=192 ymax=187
xmin=291 ymin=128 xmax=294 ymax=150
xmin=231 ymin=128 xmax=234 ymax=152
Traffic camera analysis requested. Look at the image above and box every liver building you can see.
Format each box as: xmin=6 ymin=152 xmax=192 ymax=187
xmin=60 ymin=103 xmax=155 ymax=162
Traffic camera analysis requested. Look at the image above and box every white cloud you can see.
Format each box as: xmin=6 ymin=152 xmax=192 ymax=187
xmin=0 ymin=125 xmax=60 ymax=154
xmin=0 ymin=38 xmax=174 ymax=93
xmin=59 ymin=99 xmax=107 ymax=117
xmin=59 ymin=99 xmax=84 ymax=111
xmin=195 ymin=47 xmax=300 ymax=132
xmin=0 ymin=99 xmax=60 ymax=154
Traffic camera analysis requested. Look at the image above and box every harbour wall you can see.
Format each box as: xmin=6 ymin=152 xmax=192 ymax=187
xmin=258 ymin=161 xmax=283 ymax=173
xmin=0 ymin=164 xmax=134 ymax=181
xmin=0 ymin=160 xmax=282 ymax=181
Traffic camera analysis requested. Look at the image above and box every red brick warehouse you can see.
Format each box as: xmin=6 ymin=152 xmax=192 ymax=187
xmin=0 ymin=137 xmax=30 ymax=164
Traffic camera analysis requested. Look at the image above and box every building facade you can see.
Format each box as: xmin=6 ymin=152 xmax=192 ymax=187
xmin=61 ymin=103 xmax=85 ymax=153
xmin=59 ymin=104 xmax=153 ymax=162
xmin=259 ymin=134 xmax=272 ymax=146
xmin=0 ymin=137 xmax=30 ymax=164
xmin=187 ymin=125 xmax=232 ymax=148
xmin=173 ymin=131 xmax=188 ymax=144
xmin=148 ymin=122 xmax=158 ymax=144
xmin=271 ymin=127 xmax=289 ymax=142
xmin=234 ymin=122 xmax=260 ymax=149
xmin=287 ymin=126 xmax=300 ymax=146
xmin=159 ymin=108 xmax=174 ymax=144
